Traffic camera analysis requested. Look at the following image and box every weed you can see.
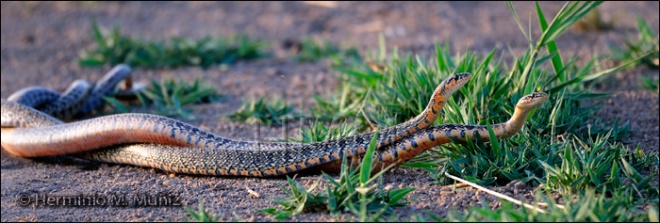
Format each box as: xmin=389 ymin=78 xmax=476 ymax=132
xmin=304 ymin=2 xmax=657 ymax=205
xmin=540 ymin=129 xmax=659 ymax=197
xmin=185 ymin=201 xmax=219 ymax=222
xmin=79 ymin=21 xmax=268 ymax=68
xmin=104 ymin=78 xmax=222 ymax=119
xmin=291 ymin=38 xmax=342 ymax=62
xmin=285 ymin=121 xmax=359 ymax=143
xmin=438 ymin=189 xmax=657 ymax=222
xmin=228 ymin=96 xmax=298 ymax=126
xmin=186 ymin=1 xmax=657 ymax=221
xmin=641 ymin=76 xmax=659 ymax=93
xmin=609 ymin=16 xmax=659 ymax=69
xmin=261 ymin=132 xmax=415 ymax=221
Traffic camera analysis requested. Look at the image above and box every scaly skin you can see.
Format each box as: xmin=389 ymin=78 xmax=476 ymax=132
xmin=1 ymin=64 xmax=548 ymax=176
xmin=315 ymin=92 xmax=549 ymax=173
xmin=77 ymin=93 xmax=547 ymax=176
xmin=2 ymin=71 xmax=471 ymax=158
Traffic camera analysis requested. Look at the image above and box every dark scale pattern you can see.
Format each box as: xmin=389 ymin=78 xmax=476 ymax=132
xmin=0 ymin=73 xmax=549 ymax=176
xmin=7 ymin=87 xmax=60 ymax=108
xmin=79 ymin=65 xmax=132 ymax=114
xmin=40 ymin=80 xmax=92 ymax=120
xmin=368 ymin=72 xmax=473 ymax=148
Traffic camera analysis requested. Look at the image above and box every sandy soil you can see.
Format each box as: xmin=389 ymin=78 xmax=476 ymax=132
xmin=1 ymin=2 xmax=658 ymax=221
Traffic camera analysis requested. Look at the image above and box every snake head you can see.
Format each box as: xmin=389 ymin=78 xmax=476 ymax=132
xmin=439 ymin=72 xmax=473 ymax=96
xmin=516 ymin=92 xmax=548 ymax=110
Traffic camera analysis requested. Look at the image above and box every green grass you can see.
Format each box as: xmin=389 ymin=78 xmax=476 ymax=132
xmin=160 ymin=1 xmax=657 ymax=221
xmin=540 ymin=130 xmax=658 ymax=197
xmin=284 ymin=37 xmax=361 ymax=65
xmin=226 ymin=37 xmax=360 ymax=126
xmin=79 ymin=21 xmax=268 ymax=68
xmin=228 ymin=96 xmax=299 ymax=126
xmin=417 ymin=3 xmax=656 ymax=194
xmin=609 ymin=16 xmax=659 ymax=69
xmin=436 ymin=188 xmax=657 ymax=222
xmin=283 ymin=121 xmax=359 ymax=143
xmin=261 ymin=131 xmax=415 ymax=221
xmin=273 ymin=1 xmax=659 ymax=220
xmin=304 ymin=1 xmax=657 ymax=186
xmin=291 ymin=38 xmax=343 ymax=62
xmin=185 ymin=201 xmax=220 ymax=222
xmin=641 ymin=76 xmax=659 ymax=93
xmin=104 ymin=78 xmax=222 ymax=119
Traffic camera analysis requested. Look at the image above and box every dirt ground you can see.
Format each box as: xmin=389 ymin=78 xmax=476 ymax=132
xmin=1 ymin=2 xmax=658 ymax=222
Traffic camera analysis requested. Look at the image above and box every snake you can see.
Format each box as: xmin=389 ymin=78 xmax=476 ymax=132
xmin=1 ymin=67 xmax=470 ymax=156
xmin=77 ymin=92 xmax=548 ymax=176
xmin=6 ymin=65 xmax=133 ymax=120
xmin=1 ymin=65 xmax=548 ymax=176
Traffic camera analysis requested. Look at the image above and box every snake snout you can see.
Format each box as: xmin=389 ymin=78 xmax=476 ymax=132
xmin=437 ymin=72 xmax=473 ymax=96
xmin=516 ymin=92 xmax=548 ymax=110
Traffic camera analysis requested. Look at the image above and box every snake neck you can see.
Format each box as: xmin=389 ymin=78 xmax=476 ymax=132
xmin=375 ymin=73 xmax=472 ymax=148
xmin=367 ymin=104 xmax=539 ymax=172
xmin=422 ymin=104 xmax=537 ymax=142
xmin=500 ymin=106 xmax=534 ymax=138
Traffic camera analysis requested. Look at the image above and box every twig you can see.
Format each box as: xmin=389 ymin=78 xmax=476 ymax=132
xmin=530 ymin=190 xmax=565 ymax=210
xmin=359 ymin=107 xmax=377 ymax=130
xmin=439 ymin=182 xmax=470 ymax=190
xmin=444 ymin=172 xmax=547 ymax=213
xmin=246 ymin=186 xmax=260 ymax=199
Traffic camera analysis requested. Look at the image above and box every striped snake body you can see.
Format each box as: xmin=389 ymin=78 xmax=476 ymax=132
xmin=314 ymin=92 xmax=548 ymax=173
xmin=6 ymin=65 xmax=132 ymax=120
xmin=1 ymin=65 xmax=547 ymax=177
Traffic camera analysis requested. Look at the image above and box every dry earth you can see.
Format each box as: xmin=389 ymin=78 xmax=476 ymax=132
xmin=1 ymin=1 xmax=658 ymax=221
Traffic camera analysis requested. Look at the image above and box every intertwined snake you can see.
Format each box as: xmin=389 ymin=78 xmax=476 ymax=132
xmin=0 ymin=65 xmax=548 ymax=177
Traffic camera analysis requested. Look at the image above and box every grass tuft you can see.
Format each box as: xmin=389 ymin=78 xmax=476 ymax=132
xmin=262 ymin=131 xmax=415 ymax=221
xmin=285 ymin=121 xmax=359 ymax=143
xmin=539 ymin=129 xmax=658 ymax=197
xmin=302 ymin=2 xmax=657 ymax=207
xmin=641 ymin=76 xmax=659 ymax=93
xmin=104 ymin=78 xmax=222 ymax=119
xmin=79 ymin=21 xmax=268 ymax=68
xmin=174 ymin=1 xmax=657 ymax=221
xmin=609 ymin=16 xmax=659 ymax=69
xmin=139 ymin=78 xmax=222 ymax=118
xmin=290 ymin=38 xmax=342 ymax=62
xmin=439 ymin=189 xmax=657 ymax=222
xmin=284 ymin=37 xmax=361 ymax=65
xmin=185 ymin=201 xmax=219 ymax=222
xmin=228 ymin=97 xmax=298 ymax=126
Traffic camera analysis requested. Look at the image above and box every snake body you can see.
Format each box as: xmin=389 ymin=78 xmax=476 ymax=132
xmin=6 ymin=65 xmax=132 ymax=120
xmin=306 ymin=92 xmax=548 ymax=173
xmin=1 ymin=65 xmax=548 ymax=176
xmin=1 ymin=68 xmax=471 ymax=154
xmin=2 ymin=92 xmax=547 ymax=176
xmin=76 ymin=92 xmax=547 ymax=176
xmin=1 ymin=71 xmax=471 ymax=157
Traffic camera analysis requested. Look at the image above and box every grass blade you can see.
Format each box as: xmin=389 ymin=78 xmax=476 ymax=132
xmin=360 ymin=132 xmax=378 ymax=186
